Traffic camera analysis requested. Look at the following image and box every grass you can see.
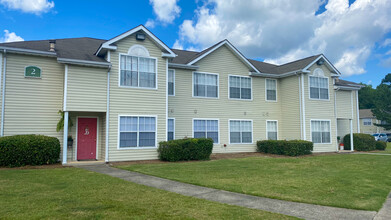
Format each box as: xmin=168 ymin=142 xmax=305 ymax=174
xmin=118 ymin=154 xmax=391 ymax=211
xmin=0 ymin=168 xmax=295 ymax=220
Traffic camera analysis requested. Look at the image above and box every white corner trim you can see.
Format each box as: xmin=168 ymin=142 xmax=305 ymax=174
xmin=166 ymin=59 xmax=169 ymax=141
xmin=356 ymin=90 xmax=360 ymax=133
xmin=63 ymin=65 xmax=68 ymax=111
xmin=0 ymin=51 xmax=4 ymax=136
xmin=187 ymin=40 xmax=260 ymax=73
xmin=105 ymin=51 xmax=110 ymax=162
xmin=301 ymin=74 xmax=306 ymax=140
xmin=62 ymin=111 xmax=69 ymax=164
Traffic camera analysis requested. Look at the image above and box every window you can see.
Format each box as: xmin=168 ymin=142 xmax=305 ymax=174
xmin=168 ymin=69 xmax=175 ymax=96
xmin=119 ymin=116 xmax=156 ymax=148
xmin=266 ymin=79 xmax=277 ymax=101
xmin=311 ymin=120 xmax=331 ymax=144
xmin=193 ymin=119 xmax=219 ymax=143
xmin=309 ymin=76 xmax=329 ymax=100
xmin=363 ymin=118 xmax=372 ymax=126
xmin=229 ymin=76 xmax=251 ymax=100
xmin=193 ymin=72 xmax=218 ymax=98
xmin=167 ymin=118 xmax=175 ymax=141
xmin=229 ymin=120 xmax=252 ymax=144
xmin=120 ymin=54 xmax=156 ymax=88
xmin=266 ymin=120 xmax=278 ymax=140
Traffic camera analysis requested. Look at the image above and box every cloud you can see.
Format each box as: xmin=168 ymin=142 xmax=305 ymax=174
xmin=0 ymin=0 xmax=54 ymax=15
xmin=149 ymin=0 xmax=180 ymax=25
xmin=145 ymin=19 xmax=156 ymax=28
xmin=175 ymin=0 xmax=391 ymax=77
xmin=0 ymin=30 xmax=24 ymax=43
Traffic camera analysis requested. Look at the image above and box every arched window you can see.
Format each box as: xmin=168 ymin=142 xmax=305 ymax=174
xmin=119 ymin=44 xmax=156 ymax=88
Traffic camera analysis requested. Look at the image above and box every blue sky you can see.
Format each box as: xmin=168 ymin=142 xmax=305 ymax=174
xmin=0 ymin=0 xmax=390 ymax=86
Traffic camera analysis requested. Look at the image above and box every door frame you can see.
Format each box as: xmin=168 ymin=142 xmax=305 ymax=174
xmin=75 ymin=116 xmax=99 ymax=160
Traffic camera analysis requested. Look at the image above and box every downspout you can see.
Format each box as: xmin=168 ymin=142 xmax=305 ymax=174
xmin=105 ymin=51 xmax=110 ymax=163
xmin=350 ymin=91 xmax=354 ymax=151
xmin=166 ymin=59 xmax=168 ymax=141
xmin=297 ymin=73 xmax=303 ymax=139
xmin=356 ymin=90 xmax=360 ymax=133
xmin=301 ymin=73 xmax=306 ymax=140
xmin=62 ymin=64 xmax=68 ymax=164
xmin=334 ymin=88 xmax=339 ymax=151
xmin=1 ymin=49 xmax=6 ymax=136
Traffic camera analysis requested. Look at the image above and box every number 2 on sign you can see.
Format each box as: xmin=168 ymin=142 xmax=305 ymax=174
xmin=31 ymin=69 xmax=36 ymax=75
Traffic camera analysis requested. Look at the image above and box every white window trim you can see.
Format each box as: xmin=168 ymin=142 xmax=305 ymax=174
xmin=266 ymin=120 xmax=278 ymax=140
xmin=265 ymin=78 xmax=277 ymax=102
xmin=168 ymin=69 xmax=175 ymax=96
xmin=192 ymin=118 xmax=220 ymax=144
xmin=308 ymin=75 xmax=330 ymax=101
xmin=228 ymin=75 xmax=253 ymax=101
xmin=363 ymin=118 xmax=372 ymax=126
xmin=228 ymin=119 xmax=253 ymax=144
xmin=118 ymin=53 xmax=158 ymax=90
xmin=117 ymin=114 xmax=158 ymax=150
xmin=192 ymin=71 xmax=219 ymax=99
xmin=167 ymin=118 xmax=175 ymax=141
xmin=310 ymin=119 xmax=332 ymax=144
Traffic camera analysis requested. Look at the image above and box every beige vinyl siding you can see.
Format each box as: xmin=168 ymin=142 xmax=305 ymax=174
xmin=280 ymin=75 xmax=301 ymax=140
xmin=169 ymin=45 xmax=281 ymax=153
xmin=68 ymin=112 xmax=105 ymax=161
xmin=66 ymin=65 xmax=107 ymax=112
xmin=304 ymin=64 xmax=336 ymax=152
xmin=2 ymin=53 xmax=64 ymax=148
xmin=108 ymin=34 xmax=167 ymax=161
xmin=336 ymin=90 xmax=352 ymax=119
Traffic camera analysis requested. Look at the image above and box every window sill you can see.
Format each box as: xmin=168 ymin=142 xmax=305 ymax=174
xmin=117 ymin=146 xmax=158 ymax=150
xmin=119 ymin=85 xmax=158 ymax=91
xmin=192 ymin=96 xmax=219 ymax=99
xmin=228 ymin=98 xmax=253 ymax=101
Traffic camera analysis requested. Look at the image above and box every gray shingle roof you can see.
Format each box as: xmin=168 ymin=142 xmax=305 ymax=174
xmin=0 ymin=37 xmax=108 ymax=63
xmin=335 ymin=79 xmax=362 ymax=88
xmin=359 ymin=109 xmax=374 ymax=118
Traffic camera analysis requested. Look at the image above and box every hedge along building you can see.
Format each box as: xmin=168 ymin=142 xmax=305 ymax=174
xmin=0 ymin=25 xmax=363 ymax=164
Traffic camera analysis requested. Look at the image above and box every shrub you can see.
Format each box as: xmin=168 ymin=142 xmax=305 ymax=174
xmin=375 ymin=141 xmax=387 ymax=151
xmin=256 ymin=140 xmax=313 ymax=156
xmin=343 ymin=133 xmax=376 ymax=151
xmin=0 ymin=135 xmax=60 ymax=167
xmin=158 ymin=138 xmax=213 ymax=162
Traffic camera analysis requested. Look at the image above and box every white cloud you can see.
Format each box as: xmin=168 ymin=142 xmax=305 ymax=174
xmin=172 ymin=39 xmax=183 ymax=50
xmin=0 ymin=0 xmax=54 ymax=15
xmin=145 ymin=19 xmax=156 ymax=28
xmin=0 ymin=30 xmax=24 ymax=43
xmin=149 ymin=0 xmax=180 ymax=24
xmin=175 ymin=0 xmax=391 ymax=76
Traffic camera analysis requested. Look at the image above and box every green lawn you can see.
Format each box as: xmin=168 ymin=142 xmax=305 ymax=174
xmin=0 ymin=168 xmax=295 ymax=220
xmin=118 ymin=154 xmax=391 ymax=211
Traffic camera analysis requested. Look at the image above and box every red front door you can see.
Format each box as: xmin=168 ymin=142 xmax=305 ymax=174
xmin=77 ymin=118 xmax=97 ymax=160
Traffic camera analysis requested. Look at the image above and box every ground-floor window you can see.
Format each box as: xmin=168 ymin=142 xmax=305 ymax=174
xmin=193 ymin=119 xmax=219 ymax=143
xmin=167 ymin=118 xmax=175 ymax=141
xmin=311 ymin=120 xmax=331 ymax=144
xmin=266 ymin=120 xmax=278 ymax=140
xmin=229 ymin=120 xmax=252 ymax=144
xmin=119 ymin=116 xmax=156 ymax=148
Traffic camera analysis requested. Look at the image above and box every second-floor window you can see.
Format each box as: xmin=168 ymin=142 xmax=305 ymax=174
xmin=309 ymin=76 xmax=329 ymax=100
xmin=266 ymin=79 xmax=277 ymax=101
xmin=193 ymin=72 xmax=218 ymax=98
xmin=229 ymin=76 xmax=251 ymax=100
xmin=363 ymin=118 xmax=372 ymax=126
xmin=120 ymin=54 xmax=156 ymax=89
xmin=168 ymin=69 xmax=175 ymax=96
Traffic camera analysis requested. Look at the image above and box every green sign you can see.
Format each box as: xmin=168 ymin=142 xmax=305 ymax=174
xmin=25 ymin=66 xmax=41 ymax=78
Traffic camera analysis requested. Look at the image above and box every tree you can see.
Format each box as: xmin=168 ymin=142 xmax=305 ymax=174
xmin=371 ymin=73 xmax=391 ymax=130
xmin=358 ymin=84 xmax=376 ymax=109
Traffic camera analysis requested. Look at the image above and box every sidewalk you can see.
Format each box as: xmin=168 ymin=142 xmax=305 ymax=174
xmin=81 ymin=164 xmax=378 ymax=220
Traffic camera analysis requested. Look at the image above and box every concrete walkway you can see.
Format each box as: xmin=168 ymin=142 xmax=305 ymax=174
xmin=80 ymin=164 xmax=378 ymax=220
xmin=374 ymin=193 xmax=391 ymax=220
xmin=354 ymin=152 xmax=391 ymax=156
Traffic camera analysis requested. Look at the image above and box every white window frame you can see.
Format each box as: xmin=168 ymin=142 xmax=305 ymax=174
xmin=265 ymin=78 xmax=277 ymax=102
xmin=167 ymin=118 xmax=175 ymax=141
xmin=192 ymin=118 xmax=220 ymax=144
xmin=192 ymin=71 xmax=219 ymax=99
xmin=310 ymin=119 xmax=332 ymax=144
xmin=168 ymin=69 xmax=175 ymax=96
xmin=118 ymin=53 xmax=158 ymax=90
xmin=363 ymin=118 xmax=372 ymax=126
xmin=308 ymin=75 xmax=330 ymax=101
xmin=117 ymin=114 xmax=158 ymax=150
xmin=266 ymin=120 xmax=278 ymax=140
xmin=228 ymin=119 xmax=253 ymax=144
xmin=228 ymin=75 xmax=253 ymax=101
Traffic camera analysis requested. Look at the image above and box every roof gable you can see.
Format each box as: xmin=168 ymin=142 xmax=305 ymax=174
xmin=96 ymin=25 xmax=176 ymax=58
xmin=187 ymin=40 xmax=260 ymax=73
xmin=302 ymin=54 xmax=341 ymax=75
